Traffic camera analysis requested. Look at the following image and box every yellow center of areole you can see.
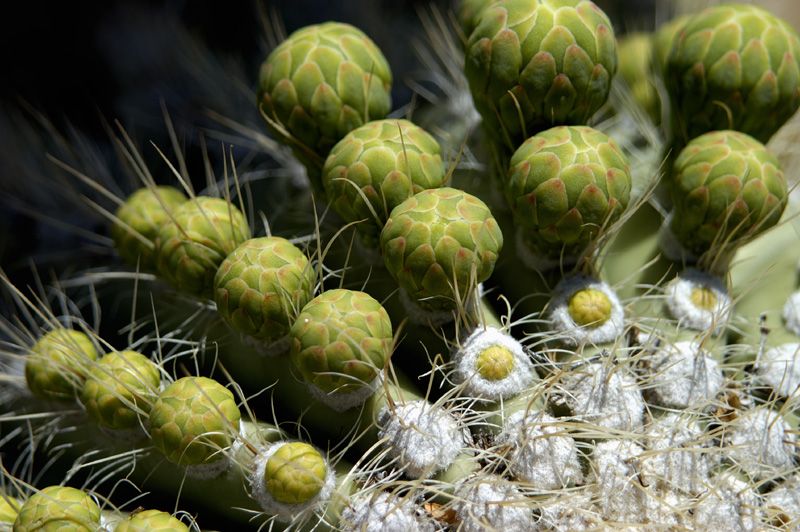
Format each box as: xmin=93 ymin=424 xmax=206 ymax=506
xmin=690 ymin=286 xmax=718 ymax=311
xmin=567 ymin=288 xmax=612 ymax=328
xmin=476 ymin=345 xmax=515 ymax=381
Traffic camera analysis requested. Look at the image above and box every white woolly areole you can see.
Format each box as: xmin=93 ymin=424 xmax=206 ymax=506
xmin=241 ymin=333 xmax=291 ymax=357
xmin=725 ymin=407 xmax=796 ymax=480
xmin=249 ymin=441 xmax=336 ymax=519
xmin=533 ymin=490 xmax=601 ymax=531
xmin=756 ymin=343 xmax=800 ymax=397
xmin=764 ymin=475 xmax=800 ymax=527
xmin=515 ymin=229 xmax=574 ymax=271
xmin=692 ymin=473 xmax=760 ymax=531
xmin=783 ymin=291 xmax=800 ymax=336
xmin=642 ymin=413 xmax=712 ymax=495
xmin=453 ymin=476 xmax=534 ymax=532
xmin=377 ymin=400 xmax=467 ymax=479
xmin=658 ymin=216 xmax=698 ymax=263
xmin=589 ymin=439 xmax=651 ymax=524
xmin=185 ymin=455 xmax=231 ymax=480
xmin=453 ymin=327 xmax=535 ymax=400
xmin=552 ymin=362 xmax=645 ymax=431
xmin=665 ymin=269 xmax=731 ymax=333
xmin=339 ymin=491 xmax=434 ymax=532
xmin=640 ymin=341 xmax=725 ymax=409
xmin=305 ymin=375 xmax=381 ymax=413
xmin=398 ymin=288 xmax=455 ymax=327
xmin=549 ymin=276 xmax=625 ymax=346
xmin=497 ymin=411 xmax=583 ymax=489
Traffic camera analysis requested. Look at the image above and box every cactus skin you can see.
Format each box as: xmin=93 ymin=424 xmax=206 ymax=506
xmin=114 ymin=509 xmax=189 ymax=531
xmin=214 ymin=237 xmax=315 ymax=343
xmin=669 ymin=130 xmax=787 ymax=257
xmin=506 ymin=125 xmax=631 ymax=258
xmin=321 ymin=119 xmax=445 ymax=245
xmin=111 ymin=186 xmax=187 ymax=272
xmin=380 ymin=187 xmax=503 ymax=312
xmin=465 ymin=0 xmax=617 ymax=147
xmin=25 ymin=329 xmax=99 ymax=401
xmin=79 ymin=350 xmax=161 ymax=431
xmin=264 ymin=442 xmax=328 ymax=505
xmin=148 ymin=377 xmax=241 ymax=467
xmin=13 ymin=486 xmax=100 ymax=532
xmin=665 ymin=4 xmax=800 ymax=143
xmin=156 ymin=197 xmax=251 ymax=298
xmin=257 ymin=22 xmax=392 ymax=178
xmin=290 ymin=289 xmax=392 ymax=395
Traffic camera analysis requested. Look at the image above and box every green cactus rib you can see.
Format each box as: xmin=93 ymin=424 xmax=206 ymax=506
xmin=465 ymin=0 xmax=617 ymax=149
xmin=665 ymin=3 xmax=800 ymax=144
xmin=257 ymin=21 xmax=393 ymax=188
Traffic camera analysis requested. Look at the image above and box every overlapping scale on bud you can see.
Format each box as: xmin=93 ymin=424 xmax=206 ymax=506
xmin=111 ymin=186 xmax=187 ymax=272
xmin=214 ymin=237 xmax=315 ymax=348
xmin=652 ymin=15 xmax=689 ymax=77
xmin=25 ymin=328 xmax=99 ymax=401
xmin=380 ymin=187 xmax=503 ymax=316
xmin=322 ymin=119 xmax=446 ymax=246
xmin=459 ymin=0 xmax=499 ymax=38
xmin=257 ymin=22 xmax=392 ymax=181
xmin=507 ymin=126 xmax=631 ymax=264
xmin=13 ymin=486 xmax=100 ymax=532
xmin=148 ymin=376 xmax=241 ymax=476
xmin=668 ymin=130 xmax=787 ymax=258
xmin=617 ymin=33 xmax=660 ymax=122
xmin=290 ymin=289 xmax=392 ymax=410
xmin=115 ymin=510 xmax=189 ymax=532
xmin=250 ymin=441 xmax=335 ymax=518
xmin=156 ymin=197 xmax=250 ymax=298
xmin=665 ymin=4 xmax=800 ymax=143
xmin=465 ymin=0 xmax=617 ymax=147
xmin=79 ymin=350 xmax=161 ymax=432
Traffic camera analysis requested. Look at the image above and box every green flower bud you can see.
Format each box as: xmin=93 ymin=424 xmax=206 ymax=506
xmin=156 ymin=197 xmax=250 ymax=298
xmin=79 ymin=350 xmax=160 ymax=431
xmin=652 ymin=15 xmax=689 ymax=76
xmin=465 ymin=0 xmax=617 ymax=148
xmin=290 ymin=289 xmax=392 ymax=396
xmin=257 ymin=22 xmax=393 ymax=181
xmin=263 ymin=442 xmax=328 ymax=505
xmin=665 ymin=4 xmax=800 ymax=143
xmin=115 ymin=509 xmax=189 ymax=532
xmin=322 ymin=119 xmax=446 ymax=246
xmin=214 ymin=237 xmax=315 ymax=345
xmin=459 ymin=0 xmax=500 ymax=38
xmin=148 ymin=377 xmax=241 ymax=468
xmin=13 ymin=486 xmax=100 ymax=532
xmin=25 ymin=329 xmax=99 ymax=401
xmin=381 ymin=187 xmax=503 ymax=313
xmin=506 ymin=125 xmax=631 ymax=259
xmin=669 ymin=130 xmax=788 ymax=257
xmin=111 ymin=186 xmax=187 ymax=272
